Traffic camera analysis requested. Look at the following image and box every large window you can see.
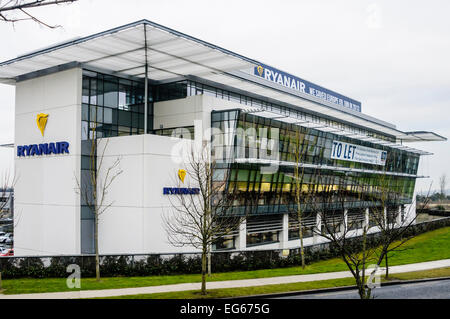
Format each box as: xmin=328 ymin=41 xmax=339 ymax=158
xmin=212 ymin=109 xmax=418 ymax=216
xmin=213 ymin=235 xmax=236 ymax=250
xmin=347 ymin=209 xmax=366 ymax=230
xmin=246 ymin=215 xmax=282 ymax=246
xmin=82 ymin=70 xmax=152 ymax=140
xmin=288 ymin=213 xmax=316 ymax=240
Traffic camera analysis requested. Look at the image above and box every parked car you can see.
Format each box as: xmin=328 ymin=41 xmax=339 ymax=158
xmin=4 ymin=237 xmax=12 ymax=244
xmin=0 ymin=233 xmax=12 ymax=243
xmin=0 ymin=249 xmax=13 ymax=256
xmin=0 ymin=232 xmax=6 ymax=238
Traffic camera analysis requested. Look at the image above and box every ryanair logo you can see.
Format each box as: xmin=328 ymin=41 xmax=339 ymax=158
xmin=256 ymin=65 xmax=264 ymax=77
xmin=178 ymin=169 xmax=187 ymax=183
xmin=36 ymin=113 xmax=49 ymax=136
xmin=163 ymin=168 xmax=199 ymax=195
xmin=16 ymin=113 xmax=70 ymax=157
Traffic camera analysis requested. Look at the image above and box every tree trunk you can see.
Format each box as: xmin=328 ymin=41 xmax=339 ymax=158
xmin=356 ymin=277 xmax=371 ymax=299
xmin=298 ymin=212 xmax=305 ymax=269
xmin=201 ymin=249 xmax=207 ymax=295
xmin=95 ymin=214 xmax=100 ymax=281
xmin=207 ymin=249 xmax=211 ymax=277
xmin=356 ymin=276 xmax=366 ymax=299
xmin=385 ymin=253 xmax=389 ymax=279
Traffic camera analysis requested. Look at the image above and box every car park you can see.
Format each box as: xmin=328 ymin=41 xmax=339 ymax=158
xmin=0 ymin=233 xmax=12 ymax=243
xmin=0 ymin=249 xmax=13 ymax=256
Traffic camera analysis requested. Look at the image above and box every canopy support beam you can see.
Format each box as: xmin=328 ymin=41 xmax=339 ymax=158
xmin=144 ymin=24 xmax=149 ymax=134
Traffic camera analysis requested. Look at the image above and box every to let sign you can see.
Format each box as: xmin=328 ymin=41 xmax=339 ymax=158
xmin=331 ymin=141 xmax=387 ymax=166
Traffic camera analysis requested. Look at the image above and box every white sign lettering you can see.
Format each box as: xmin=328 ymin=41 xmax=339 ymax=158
xmin=331 ymin=141 xmax=387 ymax=166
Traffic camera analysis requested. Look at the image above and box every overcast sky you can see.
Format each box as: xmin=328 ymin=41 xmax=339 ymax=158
xmin=0 ymin=0 xmax=449 ymax=193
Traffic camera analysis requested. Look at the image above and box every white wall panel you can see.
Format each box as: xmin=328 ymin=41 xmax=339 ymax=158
xmin=14 ymin=68 xmax=82 ymax=256
xmin=96 ymin=133 xmax=200 ymax=254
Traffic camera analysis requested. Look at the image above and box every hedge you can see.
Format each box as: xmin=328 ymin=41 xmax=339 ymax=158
xmin=0 ymin=217 xmax=449 ymax=279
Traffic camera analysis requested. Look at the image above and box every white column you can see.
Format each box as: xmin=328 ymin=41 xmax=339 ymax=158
xmin=397 ymin=205 xmax=402 ymax=225
xmin=280 ymin=213 xmax=289 ymax=249
xmin=383 ymin=206 xmax=387 ymax=227
xmin=343 ymin=209 xmax=348 ymax=234
xmin=365 ymin=207 xmax=370 ymax=230
xmin=236 ymin=217 xmax=247 ymax=250
xmin=313 ymin=212 xmax=322 ymax=244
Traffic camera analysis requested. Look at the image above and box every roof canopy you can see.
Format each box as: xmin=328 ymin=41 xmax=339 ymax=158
xmin=0 ymin=20 xmax=255 ymax=83
xmin=0 ymin=20 xmax=446 ymax=146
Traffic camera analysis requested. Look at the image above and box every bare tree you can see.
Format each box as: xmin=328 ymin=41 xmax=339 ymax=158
xmin=75 ymin=127 xmax=123 ymax=282
xmin=0 ymin=0 xmax=77 ymax=28
xmin=308 ymin=173 xmax=379 ymax=299
xmin=368 ymin=171 xmax=431 ymax=279
xmin=163 ymin=142 xmax=242 ymax=295
xmin=308 ymin=169 xmax=426 ymax=299
xmin=290 ymin=127 xmax=310 ymax=269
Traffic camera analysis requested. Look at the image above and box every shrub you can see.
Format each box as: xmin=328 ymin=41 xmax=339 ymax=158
xmin=1 ymin=217 xmax=448 ymax=279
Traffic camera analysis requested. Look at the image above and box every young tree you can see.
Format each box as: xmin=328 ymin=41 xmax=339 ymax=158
xmin=0 ymin=0 xmax=77 ymax=28
xmin=308 ymin=174 xmax=379 ymax=299
xmin=163 ymin=142 xmax=241 ymax=295
xmin=291 ymin=127 xmax=310 ymax=269
xmin=368 ymin=172 xmax=431 ymax=279
xmin=75 ymin=127 xmax=122 ymax=282
xmin=309 ymin=170 xmax=426 ymax=299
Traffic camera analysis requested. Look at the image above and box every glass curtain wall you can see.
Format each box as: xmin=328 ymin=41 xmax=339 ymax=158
xmin=82 ymin=70 xmax=153 ymax=140
xmin=80 ymin=70 xmax=153 ymax=253
xmin=211 ymin=110 xmax=419 ymax=217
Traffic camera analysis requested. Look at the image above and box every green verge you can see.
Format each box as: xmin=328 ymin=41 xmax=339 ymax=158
xmin=103 ymin=267 xmax=450 ymax=299
xmin=2 ymin=226 xmax=449 ymax=295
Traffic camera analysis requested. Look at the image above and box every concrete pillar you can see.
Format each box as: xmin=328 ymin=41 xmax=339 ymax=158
xmin=280 ymin=213 xmax=289 ymax=249
xmin=343 ymin=209 xmax=348 ymax=234
xmin=236 ymin=217 xmax=247 ymax=250
xmin=365 ymin=207 xmax=370 ymax=230
xmin=397 ymin=205 xmax=402 ymax=225
xmin=313 ymin=212 xmax=322 ymax=244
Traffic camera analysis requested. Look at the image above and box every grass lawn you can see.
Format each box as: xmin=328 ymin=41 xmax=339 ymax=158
xmin=103 ymin=267 xmax=450 ymax=299
xmin=2 ymin=226 xmax=449 ymax=295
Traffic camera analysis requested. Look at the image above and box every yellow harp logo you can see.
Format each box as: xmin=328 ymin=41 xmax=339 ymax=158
xmin=36 ymin=113 xmax=49 ymax=136
xmin=257 ymin=65 xmax=264 ymax=77
xmin=178 ymin=169 xmax=187 ymax=183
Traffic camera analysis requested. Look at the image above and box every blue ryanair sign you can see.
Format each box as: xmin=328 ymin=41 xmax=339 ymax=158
xmin=163 ymin=169 xmax=200 ymax=195
xmin=163 ymin=187 xmax=200 ymax=195
xmin=17 ymin=142 xmax=70 ymax=157
xmin=17 ymin=113 xmax=70 ymax=157
xmin=254 ymin=64 xmax=361 ymax=112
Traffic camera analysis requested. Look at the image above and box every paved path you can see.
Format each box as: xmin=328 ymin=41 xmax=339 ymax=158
xmin=1 ymin=259 xmax=449 ymax=299
xmin=278 ymin=278 xmax=450 ymax=299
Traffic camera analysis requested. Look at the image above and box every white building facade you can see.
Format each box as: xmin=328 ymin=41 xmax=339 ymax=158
xmin=0 ymin=20 xmax=445 ymax=256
